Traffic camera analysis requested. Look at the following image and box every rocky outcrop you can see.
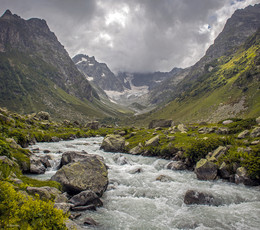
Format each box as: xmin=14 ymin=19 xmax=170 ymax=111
xmin=207 ymin=146 xmax=228 ymax=162
xmin=148 ymin=119 xmax=173 ymax=129
xmin=145 ymin=135 xmax=160 ymax=147
xmin=51 ymin=157 xmax=108 ymax=196
xmin=60 ymin=151 xmax=91 ymax=168
xmin=86 ymin=121 xmax=100 ymax=130
xmin=30 ymin=156 xmax=47 ymax=174
xmin=184 ymin=190 xmax=218 ymax=206
xmin=100 ymin=134 xmax=125 ymax=152
xmin=194 ymin=159 xmax=218 ymax=180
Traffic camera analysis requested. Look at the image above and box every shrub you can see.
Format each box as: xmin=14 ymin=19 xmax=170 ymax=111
xmin=0 ymin=182 xmax=67 ymax=229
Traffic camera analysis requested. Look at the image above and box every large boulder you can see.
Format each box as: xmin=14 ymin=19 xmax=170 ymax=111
xmin=100 ymin=134 xmax=125 ymax=152
xmin=194 ymin=159 xmax=218 ymax=180
xmin=184 ymin=190 xmax=218 ymax=206
xmin=219 ymin=162 xmax=231 ymax=179
xmin=145 ymin=135 xmax=160 ymax=147
xmin=148 ymin=119 xmax=173 ymax=129
xmin=60 ymin=151 xmax=89 ymax=167
xmin=207 ymin=146 xmax=228 ymax=162
xmin=51 ymin=156 xmax=108 ymax=196
xmin=30 ymin=156 xmax=46 ymax=174
xmin=235 ymin=167 xmax=257 ymax=186
xmin=129 ymin=143 xmax=143 ymax=155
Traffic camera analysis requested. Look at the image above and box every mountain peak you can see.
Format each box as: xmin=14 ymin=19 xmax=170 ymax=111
xmin=1 ymin=9 xmax=21 ymax=20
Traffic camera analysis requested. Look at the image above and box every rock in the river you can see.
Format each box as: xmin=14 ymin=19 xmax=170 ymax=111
xmin=51 ymin=156 xmax=108 ymax=196
xmin=250 ymin=127 xmax=260 ymax=138
xmin=156 ymin=175 xmax=174 ymax=182
xmin=60 ymin=151 xmax=86 ymax=167
xmin=194 ymin=159 xmax=218 ymax=180
xmin=116 ymin=155 xmax=128 ymax=165
xmin=54 ymin=203 xmax=73 ymax=213
xmin=83 ymin=217 xmax=99 ymax=226
xmin=71 ymin=205 xmax=97 ymax=211
xmin=145 ymin=135 xmax=160 ymax=147
xmin=166 ymin=161 xmax=187 ymax=170
xmin=30 ymin=156 xmax=46 ymax=174
xmin=69 ymin=190 xmax=103 ymax=207
xmin=219 ymin=162 xmax=231 ymax=179
xmin=100 ymin=134 xmax=125 ymax=152
xmin=237 ymin=130 xmax=250 ymax=139
xmin=65 ymin=219 xmax=84 ymax=230
xmin=184 ymin=190 xmax=216 ymax=205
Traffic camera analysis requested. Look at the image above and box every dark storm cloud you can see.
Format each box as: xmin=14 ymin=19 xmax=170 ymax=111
xmin=0 ymin=0 xmax=259 ymax=73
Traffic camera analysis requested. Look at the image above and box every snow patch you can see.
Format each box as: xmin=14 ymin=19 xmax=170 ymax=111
xmin=88 ymin=63 xmax=94 ymax=66
xmin=76 ymin=57 xmax=88 ymax=65
xmin=101 ymin=73 xmax=106 ymax=77
xmin=86 ymin=76 xmax=94 ymax=81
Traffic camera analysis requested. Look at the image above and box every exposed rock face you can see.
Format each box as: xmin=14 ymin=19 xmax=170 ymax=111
xmin=194 ymin=159 xmax=218 ymax=180
xmin=100 ymin=134 xmax=125 ymax=152
xmin=148 ymin=119 xmax=173 ymax=129
xmin=51 ymin=157 xmax=108 ymax=196
xmin=145 ymin=135 xmax=160 ymax=147
xmin=184 ymin=190 xmax=218 ymax=206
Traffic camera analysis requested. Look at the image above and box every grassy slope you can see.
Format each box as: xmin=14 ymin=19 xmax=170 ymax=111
xmin=0 ymin=51 xmax=133 ymax=122
xmin=133 ymin=33 xmax=260 ymax=126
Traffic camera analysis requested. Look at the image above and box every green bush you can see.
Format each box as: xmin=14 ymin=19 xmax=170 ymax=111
xmin=225 ymin=118 xmax=257 ymax=134
xmin=0 ymin=182 xmax=67 ymax=229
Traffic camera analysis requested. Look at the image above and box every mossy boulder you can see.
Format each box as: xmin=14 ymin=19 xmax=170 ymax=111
xmin=100 ymin=134 xmax=125 ymax=152
xmin=250 ymin=127 xmax=260 ymax=138
xmin=145 ymin=135 xmax=160 ymax=147
xmin=194 ymin=159 xmax=218 ymax=180
xmin=235 ymin=167 xmax=257 ymax=186
xmin=129 ymin=143 xmax=143 ymax=155
xmin=237 ymin=130 xmax=250 ymax=139
xmin=51 ymin=155 xmax=108 ymax=196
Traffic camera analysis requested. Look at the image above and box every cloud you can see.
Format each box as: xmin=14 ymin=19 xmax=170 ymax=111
xmin=0 ymin=0 xmax=259 ymax=73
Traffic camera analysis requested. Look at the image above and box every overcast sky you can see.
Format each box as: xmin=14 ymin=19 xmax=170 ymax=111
xmin=1 ymin=0 xmax=259 ymax=73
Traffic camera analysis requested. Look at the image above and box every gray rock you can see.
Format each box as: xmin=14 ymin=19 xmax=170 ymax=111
xmin=184 ymin=190 xmax=218 ymax=205
xmin=207 ymin=146 xmax=228 ymax=162
xmin=129 ymin=143 xmax=143 ymax=155
xmin=251 ymin=140 xmax=260 ymax=145
xmin=177 ymin=124 xmax=188 ymax=133
xmin=71 ymin=205 xmax=97 ymax=211
xmin=60 ymin=151 xmax=89 ymax=168
xmin=100 ymin=134 xmax=125 ymax=152
xmin=166 ymin=161 xmax=187 ymax=170
xmin=195 ymin=159 xmax=218 ymax=180
xmin=83 ymin=217 xmax=99 ymax=226
xmin=86 ymin=121 xmax=100 ymax=130
xmin=69 ymin=190 xmax=103 ymax=207
xmin=148 ymin=119 xmax=173 ymax=129
xmin=237 ymin=130 xmax=250 ymax=139
xmin=156 ymin=175 xmax=174 ymax=182
xmin=235 ymin=167 xmax=257 ymax=186
xmin=256 ymin=116 xmax=260 ymax=125
xmin=145 ymin=135 xmax=160 ymax=147
xmin=54 ymin=203 xmax=72 ymax=213
xmin=51 ymin=156 xmax=108 ymax=196
xmin=30 ymin=156 xmax=46 ymax=174
xmin=219 ymin=162 xmax=231 ymax=179
xmin=65 ymin=219 xmax=84 ymax=230
xmin=216 ymin=127 xmax=229 ymax=134
xmin=116 ymin=155 xmax=128 ymax=165
xmin=250 ymin=127 xmax=260 ymax=138
xmin=222 ymin=120 xmax=233 ymax=125
xmin=128 ymin=167 xmax=143 ymax=174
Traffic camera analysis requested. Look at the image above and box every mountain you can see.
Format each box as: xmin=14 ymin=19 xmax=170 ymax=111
xmin=133 ymin=3 xmax=260 ymax=124
xmin=0 ymin=10 xmax=131 ymax=121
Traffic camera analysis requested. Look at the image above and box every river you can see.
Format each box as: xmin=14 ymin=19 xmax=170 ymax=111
xmin=28 ymin=137 xmax=260 ymax=230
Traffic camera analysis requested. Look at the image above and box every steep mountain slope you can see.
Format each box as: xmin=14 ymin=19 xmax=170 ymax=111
xmin=147 ymin=3 xmax=260 ymax=107
xmin=142 ymin=29 xmax=260 ymax=124
xmin=0 ymin=10 xmax=130 ymax=121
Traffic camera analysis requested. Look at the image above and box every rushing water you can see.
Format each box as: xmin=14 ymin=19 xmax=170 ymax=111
xmin=28 ymin=137 xmax=260 ymax=230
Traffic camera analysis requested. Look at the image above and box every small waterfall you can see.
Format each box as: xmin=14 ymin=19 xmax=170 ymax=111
xmin=28 ymin=137 xmax=260 ymax=230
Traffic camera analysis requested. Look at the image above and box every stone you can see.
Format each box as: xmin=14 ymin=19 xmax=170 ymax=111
xmin=250 ymin=127 xmax=260 ymax=138
xmin=54 ymin=203 xmax=72 ymax=213
xmin=156 ymin=175 xmax=174 ymax=182
xmin=83 ymin=217 xmax=98 ymax=226
xmin=222 ymin=120 xmax=233 ymax=125
xmin=36 ymin=111 xmax=50 ymax=120
xmin=167 ymin=136 xmax=176 ymax=141
xmin=60 ymin=151 xmax=91 ymax=168
xmin=69 ymin=213 xmax=81 ymax=220
xmin=194 ymin=159 xmax=218 ymax=180
xmin=145 ymin=135 xmax=160 ymax=147
xmin=251 ymin=140 xmax=260 ymax=145
xmin=208 ymin=146 xmax=228 ymax=162
xmin=177 ymin=124 xmax=188 ymax=133
xmin=148 ymin=119 xmax=173 ymax=129
xmin=166 ymin=161 xmax=187 ymax=170
xmin=100 ymin=134 xmax=125 ymax=152
xmin=40 ymin=155 xmax=51 ymax=168
xmin=51 ymin=156 xmax=108 ymax=196
xmin=50 ymin=136 xmax=61 ymax=142
xmin=65 ymin=219 xmax=84 ymax=230
xmin=128 ymin=167 xmax=143 ymax=174
xmin=30 ymin=156 xmax=46 ymax=174
xmin=71 ymin=205 xmax=97 ymax=211
xmin=235 ymin=167 xmax=257 ymax=186
xmin=86 ymin=121 xmax=100 ymax=130
xmin=237 ymin=130 xmax=250 ymax=139
xmin=129 ymin=143 xmax=143 ymax=155
xmin=116 ymin=155 xmax=128 ymax=165
xmin=5 ymin=138 xmax=21 ymax=149
xmin=216 ymin=127 xmax=229 ymax=134
xmin=69 ymin=190 xmax=103 ymax=207
xmin=219 ymin=162 xmax=231 ymax=179
xmin=184 ymin=190 xmax=217 ymax=206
